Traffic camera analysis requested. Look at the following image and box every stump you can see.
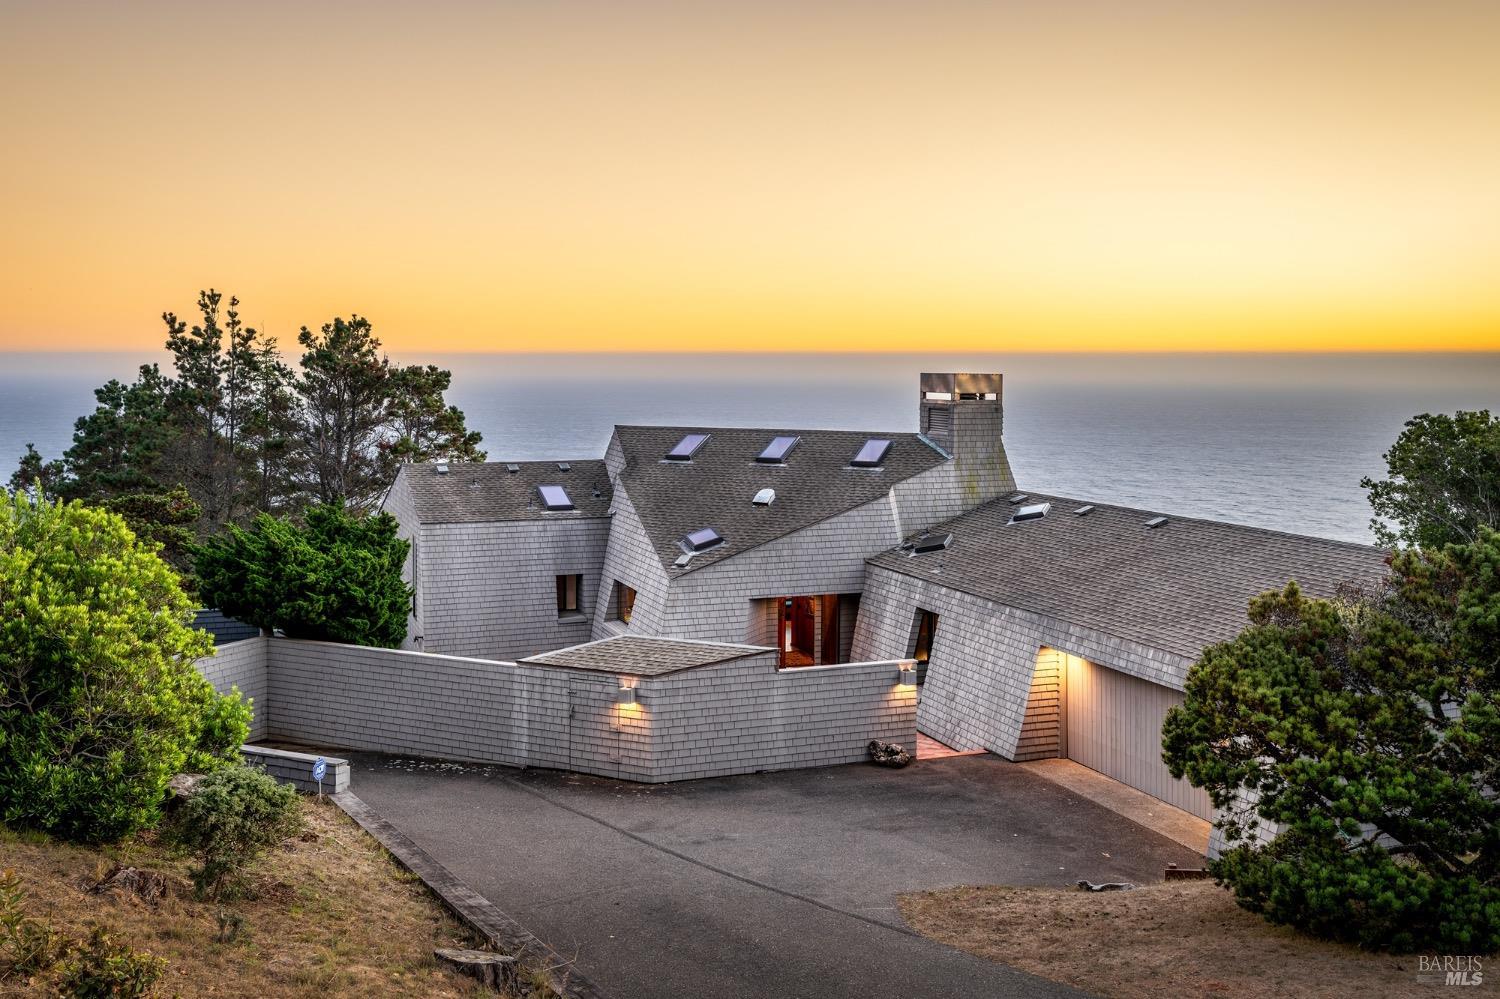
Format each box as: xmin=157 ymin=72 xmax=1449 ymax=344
xmin=90 ymin=866 xmax=168 ymax=902
xmin=433 ymin=948 xmax=518 ymax=990
xmin=1076 ymin=880 xmax=1136 ymax=892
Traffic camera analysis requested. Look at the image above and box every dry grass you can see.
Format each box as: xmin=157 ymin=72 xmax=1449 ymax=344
xmin=0 ymin=798 xmax=490 ymax=998
xmin=899 ymin=880 xmax=1467 ymax=999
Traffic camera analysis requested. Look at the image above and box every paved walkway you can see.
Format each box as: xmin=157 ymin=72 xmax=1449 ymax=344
xmin=346 ymin=753 xmax=1203 ymax=999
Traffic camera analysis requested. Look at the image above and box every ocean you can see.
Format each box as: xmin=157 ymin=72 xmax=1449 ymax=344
xmin=2 ymin=351 xmax=1497 ymax=545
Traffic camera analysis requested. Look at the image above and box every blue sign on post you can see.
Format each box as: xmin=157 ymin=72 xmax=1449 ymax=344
xmin=312 ymin=757 xmax=327 ymax=796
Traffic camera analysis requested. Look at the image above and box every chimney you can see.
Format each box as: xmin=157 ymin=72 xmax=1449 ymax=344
xmin=919 ymin=372 xmax=1014 ymax=504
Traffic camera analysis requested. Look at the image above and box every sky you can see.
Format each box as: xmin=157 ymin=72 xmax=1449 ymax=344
xmin=1 ymin=1 xmax=1497 ymax=353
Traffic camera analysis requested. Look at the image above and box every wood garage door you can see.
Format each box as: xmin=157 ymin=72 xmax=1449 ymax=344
xmin=1065 ymin=656 xmax=1213 ymax=821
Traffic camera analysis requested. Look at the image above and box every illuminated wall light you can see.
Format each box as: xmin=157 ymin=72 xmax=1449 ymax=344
xmin=897 ymin=664 xmax=918 ymax=688
xmin=617 ymin=681 xmax=638 ymax=705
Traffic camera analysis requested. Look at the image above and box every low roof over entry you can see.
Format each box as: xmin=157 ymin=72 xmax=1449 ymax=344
xmin=521 ymin=635 xmax=771 ymax=676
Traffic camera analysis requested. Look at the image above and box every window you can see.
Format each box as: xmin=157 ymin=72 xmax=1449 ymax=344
xmin=556 ymin=574 xmax=582 ymax=616
xmin=682 ymin=527 xmax=724 ymax=552
xmin=850 ymin=438 xmax=891 ymax=467
xmin=757 ymin=435 xmax=799 ymax=464
xmin=909 ymin=608 xmax=938 ymax=684
xmin=614 ymin=581 xmax=637 ymax=624
xmin=538 ymin=484 xmax=574 ymax=510
xmin=666 ymin=433 xmax=710 ymax=461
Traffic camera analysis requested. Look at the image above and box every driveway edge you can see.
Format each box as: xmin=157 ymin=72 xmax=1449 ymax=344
xmin=332 ymin=790 xmax=613 ymax=999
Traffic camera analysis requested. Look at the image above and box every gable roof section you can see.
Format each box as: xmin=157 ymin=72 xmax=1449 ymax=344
xmin=611 ymin=425 xmax=948 ymax=575
xmin=868 ymin=493 xmax=1390 ymax=661
xmin=392 ymin=460 xmax=613 ymax=523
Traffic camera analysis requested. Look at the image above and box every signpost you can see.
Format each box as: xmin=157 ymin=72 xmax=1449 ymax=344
xmin=312 ymin=756 xmax=327 ymax=799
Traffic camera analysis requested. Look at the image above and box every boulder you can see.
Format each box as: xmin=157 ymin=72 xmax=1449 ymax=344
xmin=867 ymin=740 xmax=912 ymax=768
xmin=433 ymin=948 xmax=518 ymax=990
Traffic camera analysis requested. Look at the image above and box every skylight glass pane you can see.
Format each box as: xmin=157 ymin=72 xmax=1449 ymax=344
xmin=666 ymin=433 xmax=710 ymax=460
xmin=1011 ymin=502 xmax=1051 ymax=522
xmin=538 ymin=485 xmax=574 ymax=510
xmin=850 ymin=438 xmax=891 ymax=467
xmin=757 ymin=435 xmax=799 ymax=463
xmin=684 ymin=527 xmax=723 ymax=551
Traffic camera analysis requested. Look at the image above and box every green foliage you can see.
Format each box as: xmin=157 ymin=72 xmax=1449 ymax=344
xmin=0 ymin=493 xmax=248 ymax=843
xmin=1362 ymin=409 xmax=1500 ymax=550
xmin=0 ymin=869 xmax=64 ymax=981
xmin=1162 ymin=532 xmax=1500 ymax=953
xmin=55 ymin=927 xmax=165 ymax=999
xmin=7 ymin=289 xmax=483 ymax=532
xmin=166 ymin=765 xmax=301 ymax=900
xmin=195 ymin=501 xmax=411 ymax=647
xmin=99 ymin=487 xmax=202 ymax=587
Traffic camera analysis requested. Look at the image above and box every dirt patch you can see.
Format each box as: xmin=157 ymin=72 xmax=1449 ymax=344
xmin=898 ymin=880 xmax=1469 ymax=999
xmin=1 ymin=798 xmax=488 ymax=998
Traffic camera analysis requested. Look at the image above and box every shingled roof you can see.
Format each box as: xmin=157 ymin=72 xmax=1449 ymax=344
xmin=867 ymin=493 xmax=1390 ymax=661
xmin=521 ymin=635 xmax=770 ymax=676
xmin=392 ymin=460 xmax=613 ymax=523
xmin=611 ymin=425 xmax=949 ymax=575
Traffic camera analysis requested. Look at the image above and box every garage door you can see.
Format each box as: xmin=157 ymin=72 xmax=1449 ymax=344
xmin=1064 ymin=655 xmax=1213 ymax=821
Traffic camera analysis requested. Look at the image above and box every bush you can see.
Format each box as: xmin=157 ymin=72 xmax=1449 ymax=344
xmin=55 ymin=927 xmax=165 ymax=999
xmin=0 ymin=493 xmax=250 ymax=843
xmin=167 ymin=765 xmax=301 ymax=899
xmin=195 ymin=501 xmax=411 ymax=647
xmin=1163 ymin=532 xmax=1500 ymax=953
xmin=0 ymin=868 xmax=64 ymax=980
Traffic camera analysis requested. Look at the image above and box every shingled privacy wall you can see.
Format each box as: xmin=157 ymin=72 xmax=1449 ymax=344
xmin=195 ymin=638 xmax=915 ymax=783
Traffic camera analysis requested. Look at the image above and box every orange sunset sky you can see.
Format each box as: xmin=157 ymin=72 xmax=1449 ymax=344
xmin=1 ymin=1 xmax=1497 ymax=353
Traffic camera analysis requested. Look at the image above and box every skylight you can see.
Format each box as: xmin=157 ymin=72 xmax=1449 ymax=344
xmin=505 ymin=463 xmax=520 ymax=473
xmin=752 ymin=488 xmax=776 ymax=506
xmin=850 ymin=438 xmax=891 ymax=467
xmin=1007 ymin=493 xmax=1028 ymax=505
xmin=666 ymin=433 xmax=710 ymax=461
xmin=757 ymin=435 xmax=800 ymax=464
xmin=557 ymin=462 xmax=571 ymax=472
xmin=538 ymin=485 xmax=574 ymax=511
xmin=682 ymin=527 xmax=724 ymax=552
xmin=1073 ymin=505 xmax=1095 ymax=516
xmin=1145 ymin=516 xmax=1169 ymax=530
xmin=435 ymin=462 xmax=449 ymax=475
xmin=1010 ymin=502 xmax=1050 ymax=523
xmin=910 ymin=533 xmax=953 ymax=555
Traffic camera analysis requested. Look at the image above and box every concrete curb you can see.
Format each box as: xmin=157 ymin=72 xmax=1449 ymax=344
xmin=332 ymin=791 xmax=613 ymax=999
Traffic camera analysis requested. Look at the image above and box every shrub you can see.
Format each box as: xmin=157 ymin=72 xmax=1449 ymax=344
xmin=195 ymin=501 xmax=411 ymax=647
xmin=1162 ymin=531 xmax=1500 ymax=953
xmin=0 ymin=493 xmax=250 ymax=843
xmin=167 ymin=765 xmax=301 ymax=899
xmin=0 ymin=868 xmax=64 ymax=980
xmin=55 ymin=927 xmax=165 ymax=999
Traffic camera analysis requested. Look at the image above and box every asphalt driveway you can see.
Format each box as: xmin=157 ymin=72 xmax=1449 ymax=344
xmin=347 ymin=753 xmax=1203 ymax=999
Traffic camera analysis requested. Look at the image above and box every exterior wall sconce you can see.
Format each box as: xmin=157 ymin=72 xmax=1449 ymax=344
xmin=617 ymin=682 xmax=638 ymax=705
xmin=897 ymin=665 xmax=917 ymax=688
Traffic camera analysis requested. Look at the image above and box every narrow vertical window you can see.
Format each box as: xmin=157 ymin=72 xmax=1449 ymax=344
xmin=615 ymin=581 xmax=637 ymax=624
xmin=556 ymin=574 xmax=582 ymax=615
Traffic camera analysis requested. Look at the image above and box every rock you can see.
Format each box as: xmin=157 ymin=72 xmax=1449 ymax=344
xmin=867 ymin=740 xmax=912 ymax=768
xmin=1076 ymin=880 xmax=1136 ymax=892
xmin=91 ymin=866 xmax=168 ymax=901
xmin=166 ymin=773 xmax=203 ymax=801
xmin=433 ymin=948 xmax=518 ymax=990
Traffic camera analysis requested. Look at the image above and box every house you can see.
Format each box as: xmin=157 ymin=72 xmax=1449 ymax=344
xmin=383 ymin=371 xmax=1388 ymax=819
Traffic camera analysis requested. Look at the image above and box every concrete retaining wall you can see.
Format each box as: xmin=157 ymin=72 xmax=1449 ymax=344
xmin=243 ymin=745 xmax=350 ymax=794
xmin=195 ymin=638 xmax=916 ymax=784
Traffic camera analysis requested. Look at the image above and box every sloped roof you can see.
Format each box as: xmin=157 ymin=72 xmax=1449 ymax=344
xmin=521 ymin=635 xmax=770 ymax=675
xmin=867 ymin=493 xmax=1390 ymax=661
xmin=611 ymin=425 xmax=948 ymax=575
xmin=394 ymin=460 xmax=613 ymax=523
